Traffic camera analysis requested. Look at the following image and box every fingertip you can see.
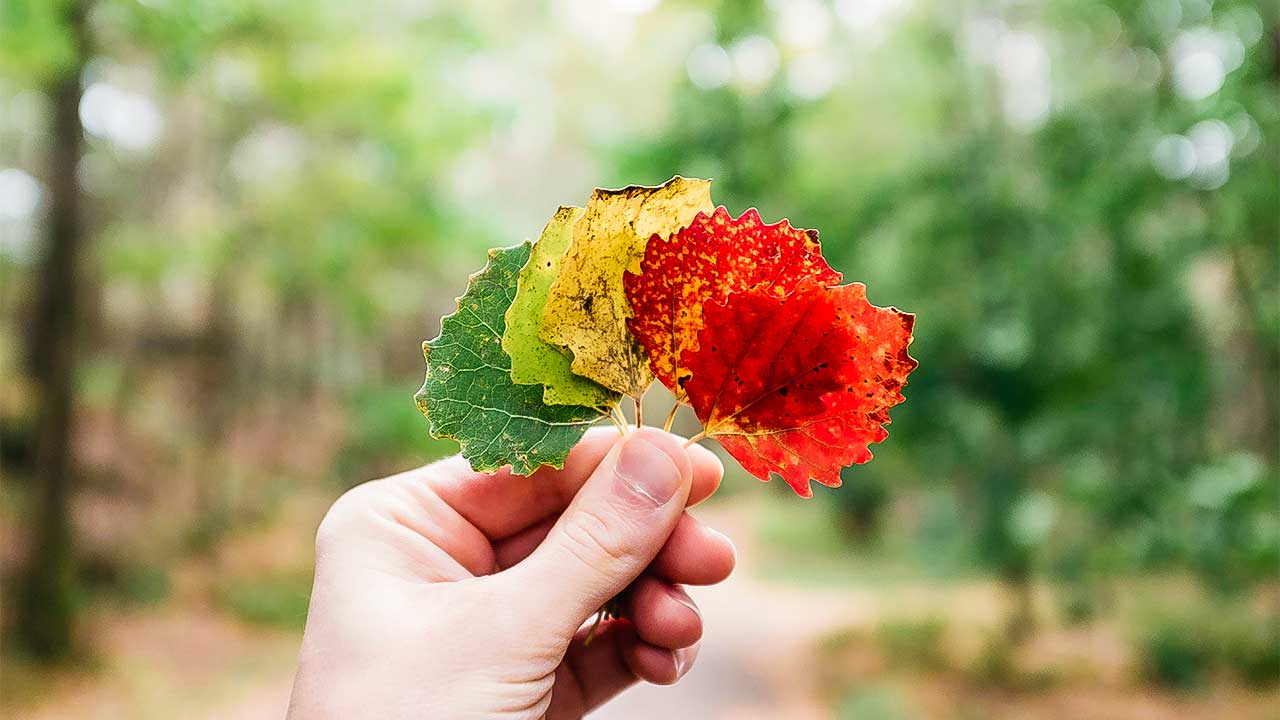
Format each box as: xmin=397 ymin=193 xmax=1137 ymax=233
xmin=629 ymin=577 xmax=702 ymax=650
xmin=687 ymin=442 xmax=724 ymax=507
xmin=624 ymin=641 xmax=689 ymax=686
xmin=705 ymin=526 xmax=737 ymax=581
xmin=651 ymin=514 xmax=738 ymax=586
xmin=675 ymin=643 xmax=699 ymax=681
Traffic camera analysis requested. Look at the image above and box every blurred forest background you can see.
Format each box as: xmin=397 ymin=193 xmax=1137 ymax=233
xmin=1 ymin=0 xmax=1277 ymax=717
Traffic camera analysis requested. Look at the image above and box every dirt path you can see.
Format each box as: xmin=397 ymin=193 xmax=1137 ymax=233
xmin=596 ymin=572 xmax=855 ymax=720
xmin=596 ymin=502 xmax=856 ymax=720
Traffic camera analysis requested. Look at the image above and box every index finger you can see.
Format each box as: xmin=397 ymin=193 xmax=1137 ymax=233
xmin=426 ymin=426 xmax=724 ymax=540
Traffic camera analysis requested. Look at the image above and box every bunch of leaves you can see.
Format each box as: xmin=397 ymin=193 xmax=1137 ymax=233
xmin=416 ymin=176 xmax=918 ymax=496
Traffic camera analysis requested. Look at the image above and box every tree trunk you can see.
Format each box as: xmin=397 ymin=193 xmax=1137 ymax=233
xmin=189 ymin=274 xmax=236 ymax=550
xmin=978 ymin=467 xmax=1036 ymax=644
xmin=17 ymin=0 xmax=89 ymax=662
xmin=1002 ymin=561 xmax=1035 ymax=644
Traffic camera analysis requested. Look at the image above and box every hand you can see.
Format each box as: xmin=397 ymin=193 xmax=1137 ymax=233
xmin=288 ymin=427 xmax=736 ymax=719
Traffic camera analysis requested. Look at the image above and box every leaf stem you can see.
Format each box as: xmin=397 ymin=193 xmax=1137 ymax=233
xmin=606 ymin=411 xmax=626 ymax=435
xmin=683 ymin=430 xmax=707 ymax=447
xmin=662 ymin=403 xmax=679 ymax=433
xmin=583 ymin=609 xmax=606 ymax=646
xmin=634 ymin=395 xmax=644 ymax=428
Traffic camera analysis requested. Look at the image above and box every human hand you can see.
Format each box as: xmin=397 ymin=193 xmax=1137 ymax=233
xmin=287 ymin=427 xmax=735 ymax=719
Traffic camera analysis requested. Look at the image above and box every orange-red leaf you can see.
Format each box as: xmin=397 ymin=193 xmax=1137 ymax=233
xmin=624 ymin=206 xmax=841 ymax=399
xmin=682 ymin=279 xmax=917 ymax=497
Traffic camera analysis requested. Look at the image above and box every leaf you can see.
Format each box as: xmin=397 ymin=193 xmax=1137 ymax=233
xmin=682 ymin=279 xmax=917 ymax=497
xmin=624 ymin=206 xmax=841 ymax=400
xmin=541 ymin=176 xmax=713 ymax=398
xmin=503 ymin=206 xmax=621 ymax=409
xmin=415 ymin=243 xmax=603 ymax=475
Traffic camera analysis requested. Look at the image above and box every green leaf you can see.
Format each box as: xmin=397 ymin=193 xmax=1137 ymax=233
xmin=415 ymin=243 xmax=603 ymax=475
xmin=503 ymin=206 xmax=622 ymax=409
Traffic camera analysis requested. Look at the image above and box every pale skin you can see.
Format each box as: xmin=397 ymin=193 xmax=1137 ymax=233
xmin=288 ymin=427 xmax=736 ymax=719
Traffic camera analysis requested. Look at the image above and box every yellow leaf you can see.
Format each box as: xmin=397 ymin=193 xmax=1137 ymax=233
xmin=503 ymin=206 xmax=620 ymax=408
xmin=541 ymin=176 xmax=713 ymax=398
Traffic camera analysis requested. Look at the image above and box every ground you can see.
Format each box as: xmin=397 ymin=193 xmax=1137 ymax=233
xmin=3 ymin=497 xmax=1277 ymax=719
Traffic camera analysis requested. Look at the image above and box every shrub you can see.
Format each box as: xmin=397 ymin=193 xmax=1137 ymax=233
xmin=1219 ymin=613 xmax=1280 ymax=688
xmin=1139 ymin=616 xmax=1212 ymax=690
xmin=876 ymin=617 xmax=948 ymax=671
xmin=837 ymin=682 xmax=912 ymax=720
xmin=216 ymin=571 xmax=312 ymax=630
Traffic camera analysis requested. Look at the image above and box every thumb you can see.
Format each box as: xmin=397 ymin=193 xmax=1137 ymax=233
xmin=507 ymin=428 xmax=693 ymax=635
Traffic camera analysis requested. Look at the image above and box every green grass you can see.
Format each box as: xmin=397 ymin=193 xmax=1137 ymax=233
xmin=877 ymin=616 xmax=949 ymax=671
xmin=836 ymin=681 xmax=915 ymax=720
xmin=99 ymin=562 xmax=171 ymax=607
xmin=1135 ymin=600 xmax=1280 ymax=691
xmin=215 ymin=571 xmax=313 ymax=630
xmin=1139 ymin=616 xmax=1214 ymax=690
xmin=341 ymin=383 xmax=459 ymax=481
xmin=0 ymin=637 xmax=104 ymax=711
xmin=751 ymin=493 xmax=979 ymax=587
xmin=1221 ymin=617 xmax=1280 ymax=688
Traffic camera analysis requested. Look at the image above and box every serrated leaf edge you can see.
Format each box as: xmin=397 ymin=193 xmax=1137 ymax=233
xmin=416 ymin=243 xmax=604 ymax=476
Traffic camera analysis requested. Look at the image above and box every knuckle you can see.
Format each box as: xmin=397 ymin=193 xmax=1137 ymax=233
xmin=560 ymin=505 xmax=634 ymax=569
xmin=314 ymin=480 xmax=380 ymax=550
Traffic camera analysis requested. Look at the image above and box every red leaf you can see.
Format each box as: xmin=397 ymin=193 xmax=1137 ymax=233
xmin=682 ymin=279 xmax=917 ymax=497
xmin=624 ymin=206 xmax=841 ymax=398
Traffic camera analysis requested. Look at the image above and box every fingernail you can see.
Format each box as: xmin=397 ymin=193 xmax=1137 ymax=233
xmin=668 ymin=585 xmax=699 ymax=616
xmin=674 ymin=645 xmax=699 ymax=678
xmin=707 ymin=527 xmax=738 ymax=562
xmin=615 ymin=435 xmax=682 ymax=507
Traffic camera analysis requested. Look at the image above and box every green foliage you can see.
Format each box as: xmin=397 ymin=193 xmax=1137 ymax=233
xmin=0 ymin=0 xmax=75 ymax=80
xmin=416 ymin=244 xmax=603 ymax=475
xmin=1137 ymin=603 xmax=1280 ymax=691
xmin=876 ymin=617 xmax=948 ymax=671
xmin=966 ymin=632 xmax=1058 ymax=692
xmin=1218 ymin=620 xmax=1280 ymax=686
xmin=79 ymin=555 xmax=171 ymax=607
xmin=970 ymin=632 xmax=1019 ymax=689
xmin=1140 ymin=615 xmax=1214 ymax=691
xmin=625 ymin=0 xmax=1279 ymax=609
xmin=114 ymin=565 xmax=171 ymax=606
xmin=1219 ymin=614 xmax=1280 ymax=689
xmin=831 ymin=471 xmax=889 ymax=544
xmin=1184 ymin=453 xmax=1280 ymax=592
xmin=216 ymin=571 xmax=312 ymax=630
xmin=342 ymin=384 xmax=458 ymax=482
xmin=836 ymin=682 xmax=913 ymax=720
xmin=0 ymin=0 xmax=1275 ymax=691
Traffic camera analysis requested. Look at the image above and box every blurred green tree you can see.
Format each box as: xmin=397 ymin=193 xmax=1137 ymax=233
xmin=622 ymin=0 xmax=1278 ymax=639
xmin=0 ymin=0 xmax=1275 ymax=664
xmin=8 ymin=0 xmax=89 ymax=662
